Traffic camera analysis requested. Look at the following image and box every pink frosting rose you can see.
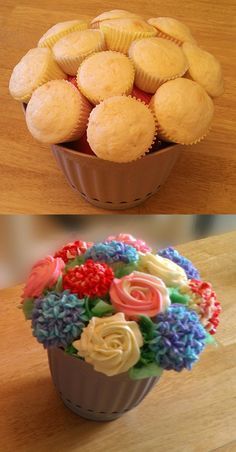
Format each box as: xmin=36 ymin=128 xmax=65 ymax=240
xmin=22 ymin=256 xmax=65 ymax=300
xmin=106 ymin=233 xmax=152 ymax=253
xmin=109 ymin=271 xmax=170 ymax=319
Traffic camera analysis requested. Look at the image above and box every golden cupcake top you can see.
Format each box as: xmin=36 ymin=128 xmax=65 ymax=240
xmin=101 ymin=17 xmax=156 ymax=33
xmin=87 ymin=95 xmax=156 ymax=162
xmin=77 ymin=51 xmax=135 ymax=105
xmin=129 ymin=37 xmax=188 ymax=91
xmin=38 ymin=20 xmax=88 ymax=48
xmin=52 ymin=29 xmax=105 ymax=75
xmin=9 ymin=47 xmax=65 ymax=102
xmin=148 ymin=17 xmax=196 ymax=45
xmin=26 ymin=80 xmax=90 ymax=144
xmin=182 ymin=42 xmax=224 ymax=97
xmin=90 ymin=9 xmax=142 ymax=28
xmin=151 ymin=78 xmax=214 ymax=145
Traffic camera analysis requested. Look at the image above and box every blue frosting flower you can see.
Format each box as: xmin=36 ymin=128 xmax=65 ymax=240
xmin=149 ymin=305 xmax=206 ymax=372
xmin=31 ymin=290 xmax=88 ymax=348
xmin=158 ymin=247 xmax=200 ymax=280
xmin=84 ymin=241 xmax=138 ymax=264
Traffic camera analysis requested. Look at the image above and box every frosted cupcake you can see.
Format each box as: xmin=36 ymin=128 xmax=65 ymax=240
xmin=182 ymin=43 xmax=224 ymax=97
xmin=26 ymin=80 xmax=91 ymax=144
xmin=9 ymin=48 xmax=66 ymax=103
xmin=91 ymin=9 xmax=142 ymax=29
xmin=38 ymin=20 xmax=88 ymax=48
xmin=150 ymin=78 xmax=214 ymax=145
xmin=87 ymin=95 xmax=156 ymax=162
xmin=53 ymin=29 xmax=106 ymax=75
xmin=100 ymin=18 xmax=157 ymax=54
xmin=77 ymin=51 xmax=135 ymax=105
xmin=129 ymin=38 xmax=188 ymax=93
xmin=148 ymin=17 xmax=196 ymax=46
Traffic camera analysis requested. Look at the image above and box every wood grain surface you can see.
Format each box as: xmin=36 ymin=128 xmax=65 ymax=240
xmin=1 ymin=231 xmax=236 ymax=452
xmin=0 ymin=0 xmax=235 ymax=214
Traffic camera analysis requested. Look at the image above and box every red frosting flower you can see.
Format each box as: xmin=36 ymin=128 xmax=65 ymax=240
xmin=188 ymin=279 xmax=221 ymax=334
xmin=62 ymin=260 xmax=114 ymax=298
xmin=54 ymin=240 xmax=93 ymax=263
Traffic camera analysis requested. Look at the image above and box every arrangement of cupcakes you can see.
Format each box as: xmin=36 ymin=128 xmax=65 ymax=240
xmin=21 ymin=233 xmax=221 ymax=421
xmin=9 ymin=11 xmax=224 ymax=209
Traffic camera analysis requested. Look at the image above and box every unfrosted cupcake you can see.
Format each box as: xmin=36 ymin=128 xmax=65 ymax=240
xmin=87 ymin=95 xmax=156 ymax=162
xmin=100 ymin=18 xmax=157 ymax=54
xmin=26 ymin=80 xmax=91 ymax=144
xmin=9 ymin=48 xmax=66 ymax=103
xmin=129 ymin=37 xmax=188 ymax=93
xmin=77 ymin=51 xmax=135 ymax=105
xmin=53 ymin=29 xmax=106 ymax=75
xmin=150 ymin=78 xmax=214 ymax=144
xmin=90 ymin=9 xmax=142 ymax=28
xmin=148 ymin=17 xmax=196 ymax=46
xmin=38 ymin=20 xmax=88 ymax=48
xmin=182 ymin=42 xmax=224 ymax=97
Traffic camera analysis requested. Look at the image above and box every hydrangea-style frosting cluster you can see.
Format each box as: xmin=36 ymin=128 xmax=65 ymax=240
xmin=21 ymin=234 xmax=221 ymax=379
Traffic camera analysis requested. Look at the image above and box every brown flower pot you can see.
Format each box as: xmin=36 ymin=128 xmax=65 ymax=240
xmin=51 ymin=141 xmax=182 ymax=210
xmin=47 ymin=347 xmax=160 ymax=421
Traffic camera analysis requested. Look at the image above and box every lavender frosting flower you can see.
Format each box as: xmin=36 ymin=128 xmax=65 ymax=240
xmin=149 ymin=304 xmax=206 ymax=371
xmin=158 ymin=247 xmax=200 ymax=280
xmin=84 ymin=241 xmax=138 ymax=265
xmin=31 ymin=291 xmax=88 ymax=348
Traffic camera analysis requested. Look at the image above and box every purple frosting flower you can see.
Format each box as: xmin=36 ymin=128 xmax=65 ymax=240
xmin=158 ymin=247 xmax=200 ymax=280
xmin=31 ymin=291 xmax=88 ymax=348
xmin=84 ymin=241 xmax=138 ymax=265
xmin=149 ymin=304 xmax=206 ymax=371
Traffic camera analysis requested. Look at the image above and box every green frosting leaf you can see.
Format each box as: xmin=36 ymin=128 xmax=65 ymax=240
xmin=114 ymin=262 xmax=138 ymax=278
xmin=22 ymin=298 xmax=35 ymax=320
xmin=91 ymin=300 xmax=115 ymax=317
xmin=205 ymin=332 xmax=218 ymax=346
xmin=65 ymin=255 xmax=85 ymax=270
xmin=54 ymin=275 xmax=63 ymax=292
xmin=138 ymin=315 xmax=156 ymax=341
xmin=168 ymin=287 xmax=190 ymax=305
xmin=64 ymin=343 xmax=78 ymax=356
xmin=129 ymin=363 xmax=163 ymax=380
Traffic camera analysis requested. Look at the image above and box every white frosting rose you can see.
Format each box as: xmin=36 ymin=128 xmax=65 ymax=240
xmin=138 ymin=252 xmax=187 ymax=287
xmin=73 ymin=312 xmax=143 ymax=376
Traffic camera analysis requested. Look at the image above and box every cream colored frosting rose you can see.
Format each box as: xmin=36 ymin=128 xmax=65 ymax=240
xmin=138 ymin=253 xmax=187 ymax=287
xmin=73 ymin=312 xmax=143 ymax=376
xmin=109 ymin=271 xmax=170 ymax=318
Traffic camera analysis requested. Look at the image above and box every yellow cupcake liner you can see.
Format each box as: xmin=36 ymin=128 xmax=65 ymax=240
xmin=58 ymin=81 xmax=92 ymax=142
xmin=38 ymin=22 xmax=88 ymax=49
xmin=132 ymin=59 xmax=188 ymax=94
xmin=77 ymin=52 xmax=135 ymax=105
xmin=100 ymin=23 xmax=157 ymax=55
xmin=55 ymin=38 xmax=106 ymax=76
xmin=13 ymin=59 xmax=66 ymax=104
xmin=154 ymin=29 xmax=183 ymax=46
xmin=151 ymin=116 xmax=211 ymax=145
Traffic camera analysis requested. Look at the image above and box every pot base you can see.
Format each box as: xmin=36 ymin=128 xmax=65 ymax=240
xmin=61 ymin=394 xmax=128 ymax=421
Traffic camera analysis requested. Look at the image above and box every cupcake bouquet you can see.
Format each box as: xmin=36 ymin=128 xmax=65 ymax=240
xmin=22 ymin=234 xmax=221 ymax=380
xmin=9 ymin=10 xmax=224 ymax=163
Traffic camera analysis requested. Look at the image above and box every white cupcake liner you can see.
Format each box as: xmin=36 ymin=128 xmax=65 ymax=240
xmin=100 ymin=23 xmax=156 ymax=54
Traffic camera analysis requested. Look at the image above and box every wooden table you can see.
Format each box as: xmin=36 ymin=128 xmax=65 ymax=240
xmin=0 ymin=0 xmax=235 ymax=214
xmin=1 ymin=231 xmax=236 ymax=452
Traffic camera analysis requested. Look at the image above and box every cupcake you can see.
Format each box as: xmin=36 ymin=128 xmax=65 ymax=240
xmin=100 ymin=18 xmax=157 ymax=54
xmin=26 ymin=80 xmax=91 ymax=144
xmin=53 ymin=29 xmax=106 ymax=75
xmin=129 ymin=37 xmax=188 ymax=93
xmin=148 ymin=17 xmax=196 ymax=46
xmin=87 ymin=95 xmax=156 ymax=162
xmin=77 ymin=51 xmax=135 ymax=105
xmin=90 ymin=9 xmax=142 ymax=29
xmin=150 ymin=78 xmax=214 ymax=145
xmin=38 ymin=20 xmax=88 ymax=48
xmin=182 ymin=42 xmax=224 ymax=97
xmin=9 ymin=48 xmax=66 ymax=103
